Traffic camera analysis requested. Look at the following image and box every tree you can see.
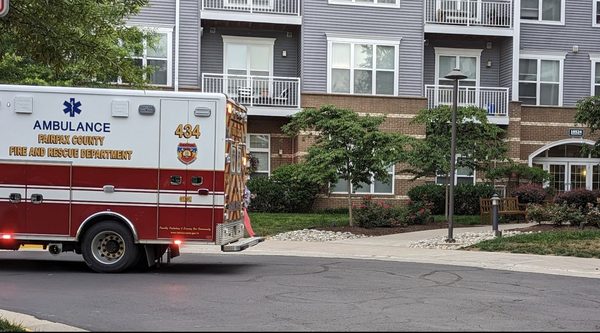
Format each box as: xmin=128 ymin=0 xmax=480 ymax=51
xmin=0 ymin=0 xmax=153 ymax=87
xmin=575 ymin=95 xmax=600 ymax=153
xmin=403 ymin=105 xmax=508 ymax=180
xmin=282 ymin=105 xmax=408 ymax=226
xmin=402 ymin=105 xmax=508 ymax=216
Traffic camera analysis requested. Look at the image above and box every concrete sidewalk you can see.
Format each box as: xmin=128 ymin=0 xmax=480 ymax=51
xmin=183 ymin=222 xmax=600 ymax=280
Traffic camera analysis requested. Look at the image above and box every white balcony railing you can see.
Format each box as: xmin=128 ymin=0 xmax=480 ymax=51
xmin=202 ymin=0 xmax=301 ymax=16
xmin=425 ymin=0 xmax=512 ymax=28
xmin=203 ymin=73 xmax=301 ymax=108
xmin=425 ymin=85 xmax=510 ymax=120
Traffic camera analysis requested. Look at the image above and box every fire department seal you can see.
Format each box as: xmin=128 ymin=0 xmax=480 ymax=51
xmin=177 ymin=143 xmax=197 ymax=165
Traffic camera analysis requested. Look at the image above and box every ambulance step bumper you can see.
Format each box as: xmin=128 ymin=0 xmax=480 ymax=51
xmin=221 ymin=237 xmax=265 ymax=252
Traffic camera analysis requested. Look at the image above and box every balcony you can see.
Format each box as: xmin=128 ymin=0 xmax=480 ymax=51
xmin=424 ymin=0 xmax=513 ymax=36
xmin=201 ymin=0 xmax=301 ymax=25
xmin=425 ymin=85 xmax=510 ymax=124
xmin=203 ymin=73 xmax=301 ymax=116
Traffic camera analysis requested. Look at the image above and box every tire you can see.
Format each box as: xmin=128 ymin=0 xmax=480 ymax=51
xmin=81 ymin=221 xmax=140 ymax=273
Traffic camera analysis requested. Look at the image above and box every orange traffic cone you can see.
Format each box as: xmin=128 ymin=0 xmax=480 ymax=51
xmin=243 ymin=207 xmax=255 ymax=237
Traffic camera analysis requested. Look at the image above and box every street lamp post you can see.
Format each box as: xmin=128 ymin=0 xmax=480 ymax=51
xmin=444 ymin=68 xmax=467 ymax=243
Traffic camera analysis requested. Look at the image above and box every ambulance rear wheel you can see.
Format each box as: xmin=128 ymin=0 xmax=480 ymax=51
xmin=81 ymin=221 xmax=140 ymax=273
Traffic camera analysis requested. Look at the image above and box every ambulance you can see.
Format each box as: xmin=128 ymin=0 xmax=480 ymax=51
xmin=0 ymin=84 xmax=263 ymax=272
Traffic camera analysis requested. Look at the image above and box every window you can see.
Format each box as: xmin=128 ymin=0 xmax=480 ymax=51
xmin=521 ymin=0 xmax=563 ymax=24
xmin=593 ymin=59 xmax=600 ymax=96
xmin=118 ymin=27 xmax=173 ymax=86
xmin=435 ymin=48 xmax=482 ymax=87
xmin=594 ymin=0 xmax=600 ymax=26
xmin=330 ymin=166 xmax=395 ymax=194
xmin=247 ymin=134 xmax=270 ymax=177
xmin=134 ymin=29 xmax=172 ymax=86
xmin=519 ymin=56 xmax=563 ymax=106
xmin=223 ymin=36 xmax=274 ymax=98
xmin=435 ymin=158 xmax=476 ymax=186
xmin=328 ymin=0 xmax=400 ymax=8
xmin=327 ymin=37 xmax=399 ymax=96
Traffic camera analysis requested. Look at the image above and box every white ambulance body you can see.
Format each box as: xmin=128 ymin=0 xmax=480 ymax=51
xmin=0 ymin=84 xmax=262 ymax=272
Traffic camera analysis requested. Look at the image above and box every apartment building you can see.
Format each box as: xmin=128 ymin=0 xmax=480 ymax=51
xmin=126 ymin=0 xmax=600 ymax=208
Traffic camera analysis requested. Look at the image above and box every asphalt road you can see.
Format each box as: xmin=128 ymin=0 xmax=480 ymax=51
xmin=1 ymin=251 xmax=600 ymax=331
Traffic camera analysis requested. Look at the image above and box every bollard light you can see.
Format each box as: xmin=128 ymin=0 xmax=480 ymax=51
xmin=491 ymin=194 xmax=502 ymax=237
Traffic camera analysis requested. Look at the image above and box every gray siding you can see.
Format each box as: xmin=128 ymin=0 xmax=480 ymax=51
xmin=302 ymin=0 xmax=424 ymax=97
xmin=128 ymin=0 xmax=176 ymax=25
xmin=200 ymin=27 xmax=300 ymax=78
xmin=520 ymin=0 xmax=600 ymax=106
xmin=423 ymin=38 xmax=503 ymax=88
xmin=179 ymin=0 xmax=200 ymax=87
xmin=499 ymin=37 xmax=513 ymax=97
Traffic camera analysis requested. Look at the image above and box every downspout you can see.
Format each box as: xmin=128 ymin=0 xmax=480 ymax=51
xmin=175 ymin=0 xmax=180 ymax=91
xmin=512 ymin=0 xmax=521 ymax=102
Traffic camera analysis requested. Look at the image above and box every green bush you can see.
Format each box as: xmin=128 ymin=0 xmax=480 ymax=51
xmin=405 ymin=201 xmax=433 ymax=225
xmin=454 ymin=183 xmax=497 ymax=215
xmin=554 ymin=189 xmax=598 ymax=213
xmin=549 ymin=203 xmax=585 ymax=227
xmin=247 ymin=164 xmax=322 ymax=213
xmin=526 ymin=203 xmax=552 ymax=224
xmin=407 ymin=184 xmax=446 ymax=215
xmin=408 ymin=183 xmax=496 ymax=215
xmin=353 ymin=196 xmax=403 ymax=228
xmin=511 ymin=184 xmax=548 ymax=205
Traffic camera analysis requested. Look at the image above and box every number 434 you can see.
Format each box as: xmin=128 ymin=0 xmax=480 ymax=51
xmin=174 ymin=124 xmax=201 ymax=139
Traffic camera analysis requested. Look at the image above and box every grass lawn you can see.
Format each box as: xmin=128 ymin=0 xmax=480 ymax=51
xmin=248 ymin=212 xmax=349 ymax=236
xmin=464 ymin=230 xmax=600 ymax=258
xmin=0 ymin=318 xmax=27 ymax=332
xmin=248 ymin=212 xmax=482 ymax=236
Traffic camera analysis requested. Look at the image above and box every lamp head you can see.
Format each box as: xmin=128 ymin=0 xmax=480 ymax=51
xmin=444 ymin=68 xmax=468 ymax=81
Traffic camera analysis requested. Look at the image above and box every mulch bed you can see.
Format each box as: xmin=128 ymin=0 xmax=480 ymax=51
xmin=316 ymin=221 xmax=600 ymax=237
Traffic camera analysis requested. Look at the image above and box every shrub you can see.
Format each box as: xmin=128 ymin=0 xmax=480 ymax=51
xmin=511 ymin=184 xmax=547 ymax=205
xmin=405 ymin=201 xmax=433 ymax=225
xmin=585 ymin=204 xmax=600 ymax=227
xmin=554 ymin=189 xmax=597 ymax=213
xmin=549 ymin=203 xmax=585 ymax=227
xmin=407 ymin=184 xmax=446 ymax=215
xmin=353 ymin=196 xmax=403 ymax=228
xmin=525 ymin=203 xmax=552 ymax=224
xmin=454 ymin=183 xmax=497 ymax=215
xmin=247 ymin=164 xmax=322 ymax=213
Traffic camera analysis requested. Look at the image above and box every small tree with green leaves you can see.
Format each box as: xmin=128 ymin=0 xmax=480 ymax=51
xmin=0 ymin=0 xmax=154 ymax=87
xmin=403 ymin=105 xmax=508 ymax=180
xmin=575 ymin=96 xmax=600 ymax=153
xmin=402 ymin=105 xmax=508 ymax=216
xmin=282 ymin=105 xmax=408 ymax=226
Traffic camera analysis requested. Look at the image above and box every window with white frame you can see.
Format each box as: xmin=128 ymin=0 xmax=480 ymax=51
xmin=435 ymin=158 xmax=476 ymax=186
xmin=594 ymin=0 xmax=600 ymax=26
xmin=521 ymin=0 xmax=563 ymax=23
xmin=328 ymin=0 xmax=399 ymax=7
xmin=519 ymin=56 xmax=563 ymax=106
xmin=593 ymin=59 xmax=600 ymax=96
xmin=247 ymin=134 xmax=270 ymax=177
xmin=328 ymin=37 xmax=399 ymax=96
xmin=330 ymin=166 xmax=395 ymax=194
xmin=120 ymin=27 xmax=172 ymax=86
xmin=435 ymin=48 xmax=482 ymax=87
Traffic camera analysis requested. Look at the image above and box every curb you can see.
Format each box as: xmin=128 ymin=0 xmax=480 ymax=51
xmin=0 ymin=309 xmax=87 ymax=332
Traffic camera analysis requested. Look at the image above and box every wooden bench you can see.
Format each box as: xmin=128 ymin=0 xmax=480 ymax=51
xmin=480 ymin=197 xmax=527 ymax=224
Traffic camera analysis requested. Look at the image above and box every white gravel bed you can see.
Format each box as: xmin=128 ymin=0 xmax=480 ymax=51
xmin=408 ymin=230 xmax=537 ymax=250
xmin=268 ymin=229 xmax=370 ymax=242
xmin=268 ymin=229 xmax=538 ymax=248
